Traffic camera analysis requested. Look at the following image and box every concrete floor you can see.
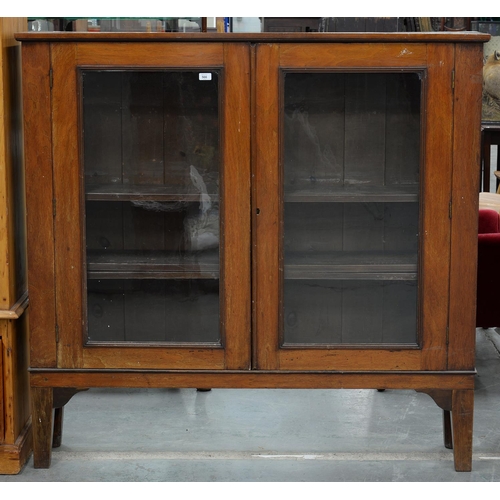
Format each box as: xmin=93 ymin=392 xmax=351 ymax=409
xmin=1 ymin=328 xmax=499 ymax=483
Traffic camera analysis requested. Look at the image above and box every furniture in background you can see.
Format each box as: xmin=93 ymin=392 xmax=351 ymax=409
xmin=262 ymin=17 xmax=320 ymax=32
xmin=319 ymin=17 xmax=402 ymax=32
xmin=439 ymin=18 xmax=472 ymax=31
xmin=480 ymin=123 xmax=500 ymax=192
xmin=17 ymin=31 xmax=487 ymax=472
xmin=476 ymin=208 xmax=500 ymax=328
xmin=0 ymin=18 xmax=31 ymax=475
xmin=479 ymin=191 xmax=500 ymax=212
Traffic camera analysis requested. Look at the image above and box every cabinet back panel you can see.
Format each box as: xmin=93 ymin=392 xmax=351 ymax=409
xmin=87 ymin=279 xmax=220 ymax=344
xmin=82 ymin=71 xmax=123 ymax=184
xmin=385 ymin=73 xmax=421 ymax=185
xmin=122 ymin=72 xmax=165 ymax=185
xmin=86 ymin=201 xmax=124 ymax=251
xmin=284 ymin=202 xmax=419 ymax=255
xmin=283 ymin=280 xmax=417 ymax=345
xmin=83 ymin=70 xmax=220 ymax=191
xmin=344 ymin=73 xmax=387 ymax=184
xmin=283 ymin=72 xmax=421 ymax=191
xmin=86 ymin=201 xmax=195 ymax=253
xmin=284 ymin=73 xmax=345 ymax=186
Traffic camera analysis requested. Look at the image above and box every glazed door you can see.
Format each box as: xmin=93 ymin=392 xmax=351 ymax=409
xmin=52 ymin=42 xmax=251 ymax=370
xmin=254 ymin=42 xmax=455 ymax=371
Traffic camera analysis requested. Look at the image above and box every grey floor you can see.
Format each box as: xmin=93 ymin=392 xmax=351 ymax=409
xmin=0 ymin=328 xmax=498 ymax=483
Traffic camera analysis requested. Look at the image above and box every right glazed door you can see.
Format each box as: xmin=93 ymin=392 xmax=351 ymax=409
xmin=253 ymin=42 xmax=455 ymax=371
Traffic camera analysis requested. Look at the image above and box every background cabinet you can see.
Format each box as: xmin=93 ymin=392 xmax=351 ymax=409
xmin=0 ymin=18 xmax=31 ymax=474
xmin=17 ymin=31 xmax=488 ymax=472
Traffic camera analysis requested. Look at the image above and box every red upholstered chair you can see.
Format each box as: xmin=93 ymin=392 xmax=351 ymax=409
xmin=476 ymin=208 xmax=500 ymax=328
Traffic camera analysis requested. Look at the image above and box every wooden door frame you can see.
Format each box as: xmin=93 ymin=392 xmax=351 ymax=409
xmin=49 ymin=41 xmax=251 ymax=370
xmin=253 ymin=42 xmax=456 ymax=371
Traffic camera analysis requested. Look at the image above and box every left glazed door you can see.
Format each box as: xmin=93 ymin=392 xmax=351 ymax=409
xmin=45 ymin=42 xmax=251 ymax=370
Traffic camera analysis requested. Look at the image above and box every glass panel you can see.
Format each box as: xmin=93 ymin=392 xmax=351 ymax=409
xmin=82 ymin=70 xmax=220 ymax=344
xmin=283 ymin=72 xmax=421 ymax=346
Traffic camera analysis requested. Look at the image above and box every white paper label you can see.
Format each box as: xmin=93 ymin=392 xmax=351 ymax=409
xmin=199 ymin=73 xmax=212 ymax=81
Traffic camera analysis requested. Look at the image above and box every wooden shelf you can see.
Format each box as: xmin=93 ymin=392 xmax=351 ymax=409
xmin=87 ymin=250 xmax=219 ymax=279
xmin=85 ymin=183 xmax=219 ymax=202
xmin=284 ymin=184 xmax=419 ymax=203
xmin=284 ymin=251 xmax=417 ymax=280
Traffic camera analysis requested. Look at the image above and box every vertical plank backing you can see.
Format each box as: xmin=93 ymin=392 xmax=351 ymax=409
xmin=87 ymin=280 xmax=125 ymax=342
xmin=385 ymin=73 xmax=421 ymax=185
xmin=123 ymin=203 xmax=165 ymax=250
xmin=382 ymin=281 xmax=418 ymax=343
xmin=163 ymin=71 xmax=220 ymax=189
xmin=283 ymin=281 xmax=342 ymax=344
xmin=284 ymin=203 xmax=344 ymax=253
xmin=81 ymin=69 xmax=124 ymax=346
xmin=51 ymin=43 xmax=83 ymax=368
xmin=343 ymin=203 xmax=384 ymax=251
xmin=122 ymin=72 xmax=164 ymax=185
xmin=420 ymin=44 xmax=454 ymax=370
xmin=342 ymin=281 xmax=384 ymax=343
xmin=21 ymin=42 xmax=57 ymax=367
xmin=82 ymin=71 xmax=122 ymax=185
xmin=254 ymin=43 xmax=280 ymax=370
xmin=384 ymin=203 xmax=419 ymax=252
xmin=85 ymin=201 xmax=124 ymax=251
xmin=447 ymin=43 xmax=483 ymax=371
xmin=283 ymin=72 xmax=345 ymax=189
xmin=344 ymin=73 xmax=386 ymax=185
xmin=223 ymin=43 xmax=251 ymax=370
xmin=124 ymin=281 xmax=167 ymax=342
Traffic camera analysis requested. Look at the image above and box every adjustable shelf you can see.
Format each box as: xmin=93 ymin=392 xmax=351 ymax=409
xmin=284 ymin=251 xmax=417 ymax=280
xmin=85 ymin=183 xmax=218 ymax=202
xmin=284 ymin=183 xmax=419 ymax=203
xmin=86 ymin=250 xmax=220 ymax=279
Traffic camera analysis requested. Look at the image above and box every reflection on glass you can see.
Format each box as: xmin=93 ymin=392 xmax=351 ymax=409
xmin=283 ymin=72 xmax=421 ymax=346
xmin=82 ymin=70 xmax=220 ymax=344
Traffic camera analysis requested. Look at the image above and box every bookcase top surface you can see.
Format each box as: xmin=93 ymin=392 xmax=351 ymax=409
xmin=14 ymin=31 xmax=491 ymax=44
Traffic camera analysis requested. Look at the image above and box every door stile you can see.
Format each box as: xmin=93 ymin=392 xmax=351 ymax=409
xmin=253 ymin=43 xmax=281 ymax=370
xmin=221 ymin=42 xmax=252 ymax=370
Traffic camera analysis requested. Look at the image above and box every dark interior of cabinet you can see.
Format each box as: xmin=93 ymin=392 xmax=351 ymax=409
xmin=81 ymin=69 xmax=221 ymax=344
xmin=281 ymin=71 xmax=422 ymax=346
xmin=87 ymin=279 xmax=220 ymax=343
